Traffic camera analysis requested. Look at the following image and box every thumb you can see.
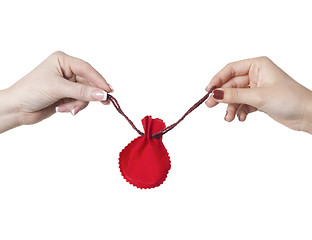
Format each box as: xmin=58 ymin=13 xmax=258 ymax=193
xmin=57 ymin=80 xmax=108 ymax=102
xmin=212 ymin=88 xmax=263 ymax=108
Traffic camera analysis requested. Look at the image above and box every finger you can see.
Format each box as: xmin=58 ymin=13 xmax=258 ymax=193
xmin=205 ymin=75 xmax=250 ymax=108
xmin=55 ymin=79 xmax=108 ymax=102
xmin=225 ymin=103 xmax=241 ymax=122
xmin=40 ymin=103 xmax=60 ymax=121
xmin=206 ymin=58 xmax=253 ymax=91
xmin=101 ymin=100 xmax=111 ymax=105
xmin=56 ymin=100 xmax=89 ymax=116
xmin=205 ymin=95 xmax=218 ymax=108
xmin=56 ymin=51 xmax=113 ymax=92
xmin=212 ymin=87 xmax=263 ymax=109
xmin=236 ymin=104 xmax=257 ymax=122
xmin=68 ymin=56 xmax=112 ymax=92
xmin=222 ymin=75 xmax=250 ymax=89
xmin=24 ymin=101 xmax=62 ymax=125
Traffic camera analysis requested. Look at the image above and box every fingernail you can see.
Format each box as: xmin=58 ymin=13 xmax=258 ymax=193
xmin=71 ymin=106 xmax=80 ymax=116
xmin=238 ymin=114 xmax=245 ymax=122
xmin=213 ymin=89 xmax=224 ymax=100
xmin=108 ymin=84 xmax=114 ymax=92
xmin=56 ymin=105 xmax=67 ymax=113
xmin=224 ymin=111 xmax=228 ymax=121
xmin=92 ymin=90 xmax=107 ymax=101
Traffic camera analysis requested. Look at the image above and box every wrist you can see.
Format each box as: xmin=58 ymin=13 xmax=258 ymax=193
xmin=0 ymin=87 xmax=21 ymax=133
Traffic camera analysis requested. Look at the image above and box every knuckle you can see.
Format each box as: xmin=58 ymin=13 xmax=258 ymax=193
xmin=229 ymin=88 xmax=239 ymax=101
xmin=213 ymin=74 xmax=223 ymax=86
xmin=75 ymin=84 xmax=86 ymax=99
xmin=225 ymin=63 xmax=236 ymax=78
xmin=51 ymin=50 xmax=66 ymax=58
xmin=257 ymin=56 xmax=271 ymax=63
xmin=48 ymin=51 xmax=67 ymax=69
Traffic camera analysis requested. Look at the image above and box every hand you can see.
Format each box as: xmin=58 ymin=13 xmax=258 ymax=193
xmin=205 ymin=56 xmax=312 ymax=134
xmin=0 ymin=51 xmax=113 ymax=133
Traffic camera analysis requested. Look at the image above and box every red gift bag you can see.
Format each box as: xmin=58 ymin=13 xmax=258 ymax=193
xmin=119 ymin=116 xmax=171 ymax=189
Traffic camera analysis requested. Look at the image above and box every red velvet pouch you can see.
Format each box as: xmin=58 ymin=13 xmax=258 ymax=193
xmin=119 ymin=116 xmax=171 ymax=189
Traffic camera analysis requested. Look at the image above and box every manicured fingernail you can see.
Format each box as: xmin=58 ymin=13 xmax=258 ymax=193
xmin=213 ymin=89 xmax=224 ymax=100
xmin=92 ymin=90 xmax=107 ymax=101
xmin=56 ymin=105 xmax=67 ymax=113
xmin=71 ymin=106 xmax=80 ymax=116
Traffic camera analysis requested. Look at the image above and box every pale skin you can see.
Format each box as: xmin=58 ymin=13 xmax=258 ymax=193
xmin=0 ymin=54 xmax=311 ymax=134
xmin=205 ymin=56 xmax=312 ymax=134
xmin=0 ymin=51 xmax=113 ymax=133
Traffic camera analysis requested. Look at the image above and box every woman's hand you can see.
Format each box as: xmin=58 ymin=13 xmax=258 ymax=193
xmin=205 ymin=57 xmax=312 ymax=134
xmin=0 ymin=51 xmax=112 ymax=133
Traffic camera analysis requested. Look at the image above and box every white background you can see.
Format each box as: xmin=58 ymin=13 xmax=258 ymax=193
xmin=0 ymin=0 xmax=312 ymax=239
